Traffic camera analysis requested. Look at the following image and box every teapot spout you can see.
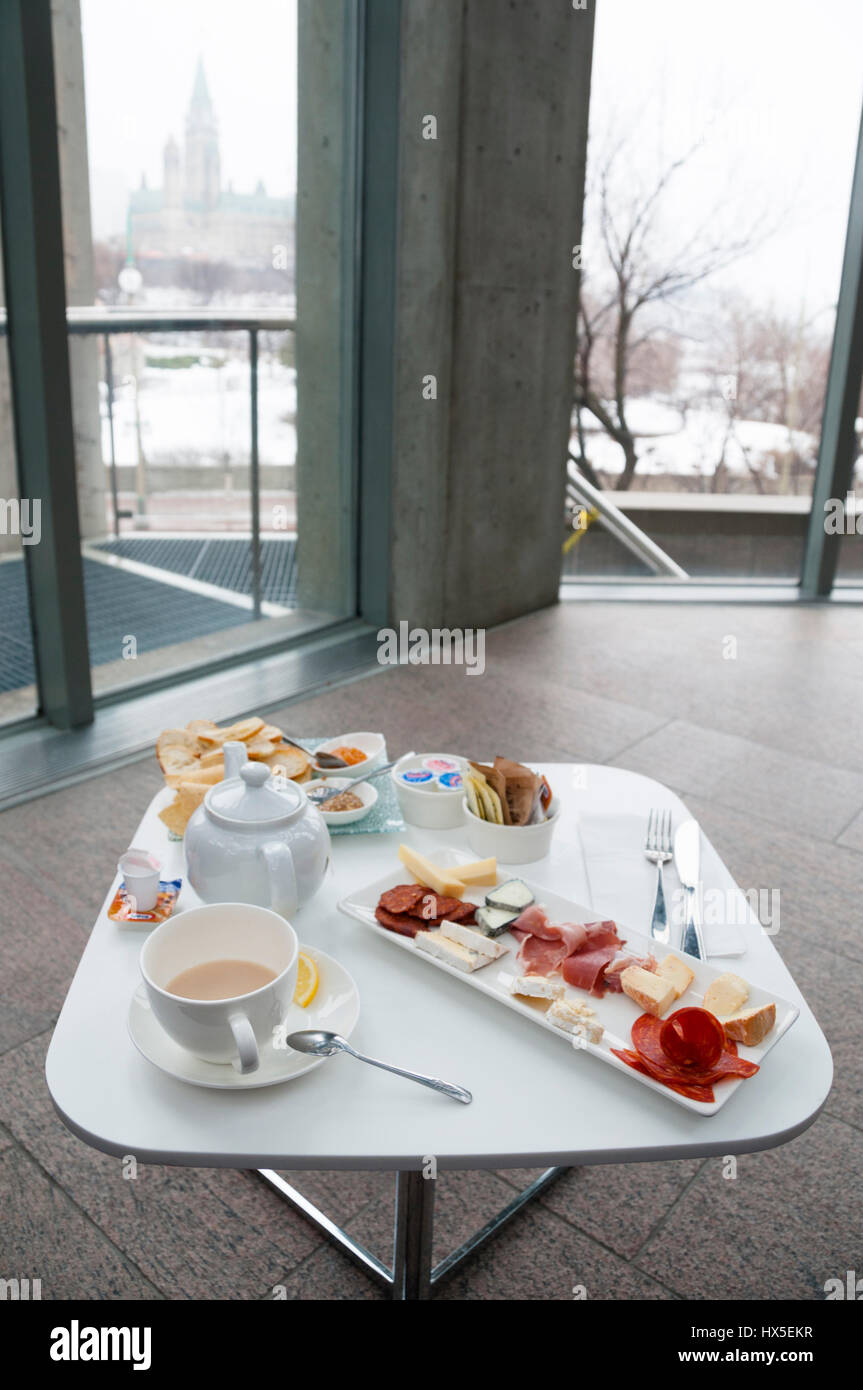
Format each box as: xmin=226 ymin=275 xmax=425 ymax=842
xmin=222 ymin=740 xmax=248 ymax=781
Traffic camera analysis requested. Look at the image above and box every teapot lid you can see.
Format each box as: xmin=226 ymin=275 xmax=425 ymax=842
xmin=205 ymin=761 xmax=304 ymax=826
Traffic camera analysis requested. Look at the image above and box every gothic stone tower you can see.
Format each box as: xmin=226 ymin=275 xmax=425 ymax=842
xmin=184 ymin=58 xmax=220 ymax=208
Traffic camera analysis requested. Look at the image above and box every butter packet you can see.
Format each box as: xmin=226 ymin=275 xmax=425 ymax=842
xmin=109 ymin=878 xmax=182 ymax=928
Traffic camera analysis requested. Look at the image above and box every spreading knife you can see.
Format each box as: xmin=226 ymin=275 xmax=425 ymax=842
xmin=674 ymin=818 xmax=705 ymax=960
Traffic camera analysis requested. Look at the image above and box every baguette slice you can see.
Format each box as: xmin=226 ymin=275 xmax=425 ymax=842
xmin=721 ymin=1002 xmax=776 ymax=1047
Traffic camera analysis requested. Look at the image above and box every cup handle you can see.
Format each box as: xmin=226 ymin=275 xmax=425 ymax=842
xmin=257 ymin=840 xmax=297 ymax=917
xmin=229 ymin=1013 xmax=259 ymax=1074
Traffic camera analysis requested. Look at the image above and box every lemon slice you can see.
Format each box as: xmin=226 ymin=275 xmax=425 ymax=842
xmin=293 ymin=951 xmax=319 ymax=1007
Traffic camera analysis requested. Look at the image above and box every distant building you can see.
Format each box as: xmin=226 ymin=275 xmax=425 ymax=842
xmin=127 ymin=60 xmax=293 ymax=274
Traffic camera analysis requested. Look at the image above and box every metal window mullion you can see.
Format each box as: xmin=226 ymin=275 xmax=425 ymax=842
xmin=800 ymin=102 xmax=863 ymax=598
xmin=0 ymin=0 xmax=93 ymax=728
xmin=249 ymin=327 xmax=262 ymax=618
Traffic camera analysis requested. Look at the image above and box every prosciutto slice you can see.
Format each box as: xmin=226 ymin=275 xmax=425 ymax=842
xmin=562 ymin=945 xmax=621 ymax=997
xmin=514 ymin=909 xmax=589 ymax=975
xmin=604 ymin=952 xmax=656 ymax=993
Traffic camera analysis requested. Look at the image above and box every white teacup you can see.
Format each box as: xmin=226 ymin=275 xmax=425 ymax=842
xmin=140 ymin=903 xmax=299 ymax=1074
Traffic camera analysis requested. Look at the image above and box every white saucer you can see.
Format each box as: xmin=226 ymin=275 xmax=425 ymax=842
xmin=127 ymin=945 xmax=360 ymax=1090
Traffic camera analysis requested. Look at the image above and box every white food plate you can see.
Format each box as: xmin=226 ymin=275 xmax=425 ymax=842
xmin=338 ymin=853 xmax=799 ymax=1116
xmin=128 ymin=946 xmax=360 ymax=1090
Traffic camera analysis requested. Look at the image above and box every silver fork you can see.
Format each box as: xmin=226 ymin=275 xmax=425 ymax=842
xmin=644 ymin=808 xmax=673 ymax=943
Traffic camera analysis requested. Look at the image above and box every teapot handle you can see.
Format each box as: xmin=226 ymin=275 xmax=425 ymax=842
xmin=257 ymin=840 xmax=297 ymax=918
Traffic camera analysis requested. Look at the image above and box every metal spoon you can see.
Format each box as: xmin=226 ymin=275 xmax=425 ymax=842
xmin=306 ymin=760 xmax=399 ymax=807
xmin=279 ymin=736 xmax=349 ymax=770
xmin=286 ymin=1030 xmax=472 ymax=1104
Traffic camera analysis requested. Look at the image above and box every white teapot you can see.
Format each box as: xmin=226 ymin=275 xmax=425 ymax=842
xmin=184 ymin=741 xmax=330 ymax=919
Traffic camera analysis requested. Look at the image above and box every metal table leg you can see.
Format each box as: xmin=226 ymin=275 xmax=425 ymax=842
xmin=258 ymin=1165 xmax=567 ymax=1300
xmin=392 ymin=1170 xmax=435 ymax=1300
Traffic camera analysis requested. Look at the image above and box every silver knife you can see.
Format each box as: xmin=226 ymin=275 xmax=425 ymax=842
xmin=674 ymin=819 xmax=705 ymax=960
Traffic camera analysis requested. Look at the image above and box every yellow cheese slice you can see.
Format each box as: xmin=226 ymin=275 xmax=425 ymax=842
xmin=450 ymin=856 xmax=497 ymax=886
xmin=397 ymin=845 xmax=466 ymax=898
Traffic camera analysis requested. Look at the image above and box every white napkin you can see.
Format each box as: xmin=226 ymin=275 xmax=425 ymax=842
xmin=577 ymin=813 xmax=747 ymax=958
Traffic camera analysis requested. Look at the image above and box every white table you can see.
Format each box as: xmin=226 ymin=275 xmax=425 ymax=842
xmin=46 ymin=765 xmax=832 ymax=1299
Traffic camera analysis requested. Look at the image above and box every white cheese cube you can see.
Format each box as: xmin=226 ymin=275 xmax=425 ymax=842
xmin=509 ymin=975 xmax=564 ymax=1000
xmin=414 ymin=931 xmax=483 ymax=973
xmin=703 ymin=972 xmax=750 ymax=1017
xmin=656 ymin=954 xmax=695 ymax=1000
xmin=621 ymin=965 xmax=677 ymax=1018
xmin=546 ymin=998 xmax=603 ymax=1043
xmin=439 ymin=919 xmax=508 ymax=959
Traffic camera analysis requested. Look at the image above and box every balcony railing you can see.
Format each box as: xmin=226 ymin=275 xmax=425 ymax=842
xmin=1 ymin=305 xmax=295 ymax=620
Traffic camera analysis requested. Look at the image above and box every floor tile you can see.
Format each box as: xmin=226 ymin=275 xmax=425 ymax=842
xmin=0 ymin=1034 xmax=319 ymax=1300
xmin=0 ymin=865 xmax=90 ymax=1054
xmin=533 ymin=1157 xmax=705 ymax=1260
xmin=635 ymin=1115 xmax=862 ymax=1300
xmin=610 ymin=720 xmax=863 ymax=839
xmin=0 ymin=1146 xmax=157 ymax=1300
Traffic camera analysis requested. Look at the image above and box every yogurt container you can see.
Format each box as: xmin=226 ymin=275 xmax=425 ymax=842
xmin=391 ymin=752 xmax=468 ymax=829
xmin=422 ymin=756 xmax=460 ymax=777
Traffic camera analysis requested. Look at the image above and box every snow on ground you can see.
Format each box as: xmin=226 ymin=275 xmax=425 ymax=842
xmin=100 ymin=354 xmax=296 ymax=467
xmin=574 ymin=398 xmax=818 ymax=482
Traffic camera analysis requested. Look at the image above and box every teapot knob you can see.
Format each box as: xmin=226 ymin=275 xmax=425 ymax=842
xmin=240 ymin=762 xmax=270 ymax=788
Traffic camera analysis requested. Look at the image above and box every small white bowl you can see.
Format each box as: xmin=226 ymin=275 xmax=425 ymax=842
xmin=462 ymin=795 xmax=561 ymax=863
xmin=391 ymin=752 xmax=468 ymax=829
xmin=305 ymin=777 xmax=378 ymax=826
xmin=313 ymin=731 xmax=386 ymax=779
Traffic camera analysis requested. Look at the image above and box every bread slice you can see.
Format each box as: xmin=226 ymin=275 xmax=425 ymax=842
xmin=621 ymin=965 xmax=677 ymax=1018
xmin=721 ymin=1002 xmax=775 ymax=1046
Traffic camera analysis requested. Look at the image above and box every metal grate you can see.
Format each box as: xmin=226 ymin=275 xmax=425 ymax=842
xmin=0 ymin=555 xmax=261 ymax=694
xmin=92 ymin=536 xmax=298 ymax=607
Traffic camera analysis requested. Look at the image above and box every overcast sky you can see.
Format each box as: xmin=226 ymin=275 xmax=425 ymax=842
xmin=590 ymin=0 xmax=863 ymax=321
xmin=82 ymin=0 xmax=862 ymax=321
xmin=82 ymin=0 xmax=298 ymax=237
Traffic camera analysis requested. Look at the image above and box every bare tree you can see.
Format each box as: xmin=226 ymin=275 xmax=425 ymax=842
xmin=573 ymin=134 xmax=766 ymax=490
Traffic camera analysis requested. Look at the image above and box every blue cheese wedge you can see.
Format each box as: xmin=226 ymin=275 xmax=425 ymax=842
xmin=546 ymin=997 xmax=603 ymax=1043
xmin=439 ymin=920 xmax=509 ymax=959
xmin=485 ymin=879 xmax=534 ymax=913
xmin=475 ymin=905 xmax=518 ymax=937
xmin=414 ymin=931 xmax=485 ymax=972
xmin=508 ymin=974 xmax=564 ymax=1000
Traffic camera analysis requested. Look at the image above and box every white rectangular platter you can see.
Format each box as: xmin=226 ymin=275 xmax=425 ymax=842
xmin=338 ymin=854 xmax=800 ymax=1116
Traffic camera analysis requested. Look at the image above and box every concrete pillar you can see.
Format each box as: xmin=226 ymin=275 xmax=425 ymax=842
xmin=52 ymin=0 xmax=106 ymax=543
xmin=0 ymin=0 xmax=105 ymax=558
xmin=390 ymin=0 xmax=595 ymax=628
xmin=294 ymin=0 xmax=355 ymax=618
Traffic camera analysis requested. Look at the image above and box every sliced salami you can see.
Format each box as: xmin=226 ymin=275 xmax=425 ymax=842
xmin=379 ymin=883 xmax=425 ymax=915
xmin=375 ymin=905 xmax=423 ymax=937
xmin=408 ymin=893 xmax=466 ymax=921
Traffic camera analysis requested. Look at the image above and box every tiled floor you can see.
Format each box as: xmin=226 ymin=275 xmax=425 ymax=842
xmin=0 ymin=599 xmax=860 ymax=1300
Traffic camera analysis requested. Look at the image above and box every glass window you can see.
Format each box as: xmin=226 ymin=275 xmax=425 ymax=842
xmin=565 ymin=0 xmax=863 ymax=585
xmin=56 ymin=0 xmax=355 ymax=698
xmin=0 ymin=279 xmax=39 ymax=726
